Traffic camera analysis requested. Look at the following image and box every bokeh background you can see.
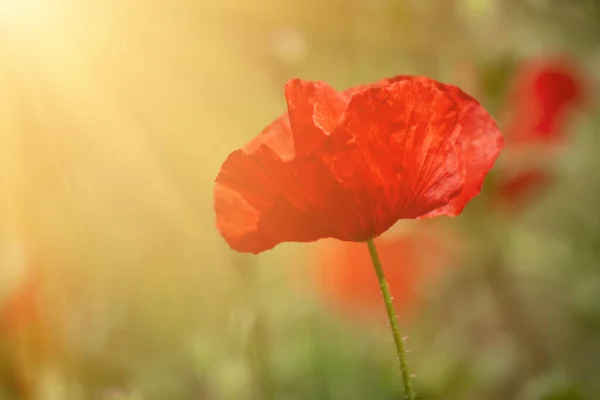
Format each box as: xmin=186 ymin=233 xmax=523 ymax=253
xmin=0 ymin=0 xmax=599 ymax=399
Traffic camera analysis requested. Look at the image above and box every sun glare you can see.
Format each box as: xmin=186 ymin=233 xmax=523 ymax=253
xmin=0 ymin=0 xmax=44 ymax=20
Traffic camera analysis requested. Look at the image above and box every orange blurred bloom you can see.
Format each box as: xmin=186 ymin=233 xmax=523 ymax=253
xmin=0 ymin=255 xmax=58 ymax=399
xmin=311 ymin=224 xmax=458 ymax=323
xmin=1 ymin=266 xmax=44 ymax=335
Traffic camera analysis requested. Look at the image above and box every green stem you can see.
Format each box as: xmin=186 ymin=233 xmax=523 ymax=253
xmin=366 ymin=239 xmax=416 ymax=400
xmin=249 ymin=314 xmax=276 ymax=400
xmin=234 ymin=254 xmax=276 ymax=399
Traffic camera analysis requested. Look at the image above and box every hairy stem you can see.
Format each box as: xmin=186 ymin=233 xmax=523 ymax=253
xmin=366 ymin=239 xmax=416 ymax=400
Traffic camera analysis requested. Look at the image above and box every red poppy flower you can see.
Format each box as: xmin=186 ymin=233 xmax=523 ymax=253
xmin=312 ymin=224 xmax=458 ymax=322
xmin=214 ymin=76 xmax=504 ymax=254
xmin=504 ymin=56 xmax=587 ymax=144
xmin=496 ymin=56 xmax=587 ymax=208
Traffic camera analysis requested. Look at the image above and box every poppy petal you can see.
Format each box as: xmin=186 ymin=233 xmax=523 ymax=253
xmin=330 ymin=79 xmax=466 ymax=226
xmin=284 ymin=79 xmax=347 ymax=157
xmin=215 ymin=76 xmax=503 ymax=253
xmin=215 ymin=146 xmax=357 ymax=253
xmin=243 ymin=114 xmax=294 ymax=161
xmin=417 ymin=82 xmax=504 ymax=218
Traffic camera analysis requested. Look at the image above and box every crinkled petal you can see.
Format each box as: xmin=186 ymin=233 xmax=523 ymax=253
xmin=284 ymin=79 xmax=347 ymax=157
xmin=215 ymin=76 xmax=503 ymax=253
xmin=243 ymin=114 xmax=294 ymax=161
xmin=215 ymin=146 xmax=359 ymax=253
xmin=241 ymin=79 xmax=348 ymax=162
xmin=418 ymin=81 xmax=504 ymax=218
xmin=328 ymin=79 xmax=466 ymax=233
xmin=215 ymin=80 xmax=356 ymax=253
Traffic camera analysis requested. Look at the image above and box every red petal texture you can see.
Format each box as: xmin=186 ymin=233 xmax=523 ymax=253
xmin=215 ymin=76 xmax=504 ymax=254
xmin=312 ymin=224 xmax=458 ymax=323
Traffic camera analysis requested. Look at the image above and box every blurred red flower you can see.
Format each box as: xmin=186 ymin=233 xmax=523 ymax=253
xmin=505 ymin=56 xmax=587 ymax=144
xmin=0 ymin=259 xmax=55 ymax=398
xmin=215 ymin=76 xmax=503 ymax=254
xmin=497 ymin=56 xmax=588 ymax=207
xmin=496 ymin=169 xmax=553 ymax=206
xmin=0 ymin=268 xmax=43 ymax=335
xmin=312 ymin=224 xmax=458 ymax=323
